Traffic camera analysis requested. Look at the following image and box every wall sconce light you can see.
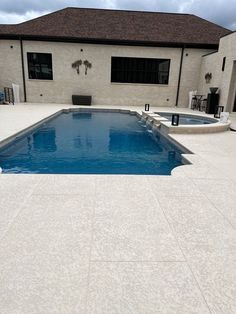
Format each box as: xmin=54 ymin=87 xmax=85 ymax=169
xmin=172 ymin=114 xmax=180 ymax=126
xmin=222 ymin=57 xmax=226 ymax=71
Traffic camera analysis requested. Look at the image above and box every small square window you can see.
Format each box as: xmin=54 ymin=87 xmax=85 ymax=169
xmin=27 ymin=52 xmax=53 ymax=80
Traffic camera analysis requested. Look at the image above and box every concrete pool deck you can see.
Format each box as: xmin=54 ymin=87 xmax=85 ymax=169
xmin=0 ymin=103 xmax=236 ymax=313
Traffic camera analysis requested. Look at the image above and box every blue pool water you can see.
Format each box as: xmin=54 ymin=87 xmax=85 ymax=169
xmin=0 ymin=111 xmax=186 ymax=175
xmin=156 ymin=112 xmax=218 ymax=125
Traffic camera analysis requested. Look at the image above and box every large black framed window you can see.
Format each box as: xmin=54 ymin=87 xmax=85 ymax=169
xmin=111 ymin=57 xmax=170 ymax=84
xmin=27 ymin=52 xmax=53 ymax=80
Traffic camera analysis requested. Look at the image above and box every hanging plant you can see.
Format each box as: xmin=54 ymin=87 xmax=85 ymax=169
xmin=83 ymin=60 xmax=92 ymax=75
xmin=205 ymin=72 xmax=212 ymax=83
xmin=72 ymin=60 xmax=82 ymax=74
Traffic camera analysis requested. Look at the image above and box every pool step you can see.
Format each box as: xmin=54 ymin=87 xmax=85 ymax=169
xmin=141 ymin=111 xmax=168 ymax=126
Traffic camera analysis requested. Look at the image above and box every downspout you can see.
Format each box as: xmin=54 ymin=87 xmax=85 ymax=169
xmin=175 ymin=46 xmax=185 ymax=107
xmin=20 ymin=37 xmax=27 ymax=102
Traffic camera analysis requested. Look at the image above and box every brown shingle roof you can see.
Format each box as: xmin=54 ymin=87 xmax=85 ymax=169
xmin=0 ymin=7 xmax=231 ymax=47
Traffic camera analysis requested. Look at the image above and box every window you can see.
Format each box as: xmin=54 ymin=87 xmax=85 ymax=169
xmin=27 ymin=52 xmax=53 ymax=80
xmin=111 ymin=57 xmax=170 ymax=84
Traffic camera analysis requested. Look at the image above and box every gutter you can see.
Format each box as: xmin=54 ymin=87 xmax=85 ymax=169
xmin=175 ymin=46 xmax=185 ymax=107
xmin=20 ymin=37 xmax=27 ymax=102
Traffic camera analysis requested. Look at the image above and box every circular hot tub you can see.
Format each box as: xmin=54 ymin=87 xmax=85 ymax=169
xmin=149 ymin=111 xmax=230 ymax=134
xmin=155 ymin=112 xmax=218 ymax=125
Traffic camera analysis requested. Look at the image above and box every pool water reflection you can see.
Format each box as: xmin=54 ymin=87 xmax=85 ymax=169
xmin=0 ymin=111 xmax=186 ymax=174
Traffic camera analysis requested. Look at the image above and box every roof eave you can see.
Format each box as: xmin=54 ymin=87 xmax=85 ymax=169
xmin=0 ymin=33 xmax=219 ymax=49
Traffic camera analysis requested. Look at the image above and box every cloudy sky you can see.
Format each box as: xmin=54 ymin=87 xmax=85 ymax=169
xmin=0 ymin=0 xmax=235 ymax=30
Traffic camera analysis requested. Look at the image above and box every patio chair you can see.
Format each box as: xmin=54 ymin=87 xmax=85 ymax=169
xmin=200 ymin=98 xmax=207 ymax=112
xmin=191 ymin=96 xmax=198 ymax=110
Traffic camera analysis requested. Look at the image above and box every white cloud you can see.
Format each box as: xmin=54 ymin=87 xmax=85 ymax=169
xmin=178 ymin=0 xmax=194 ymax=12
xmin=0 ymin=10 xmax=48 ymax=24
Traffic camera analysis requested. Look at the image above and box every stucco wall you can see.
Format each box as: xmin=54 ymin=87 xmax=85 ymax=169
xmin=0 ymin=40 xmax=24 ymax=100
xmin=23 ymin=41 xmax=182 ymax=106
xmin=218 ymin=32 xmax=236 ymax=111
xmin=0 ymin=39 xmax=213 ymax=107
xmin=198 ymin=32 xmax=236 ymax=111
xmin=197 ymin=51 xmax=220 ymax=96
xmin=178 ymin=48 xmax=214 ymax=107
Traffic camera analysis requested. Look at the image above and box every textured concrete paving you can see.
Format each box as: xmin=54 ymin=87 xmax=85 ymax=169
xmin=0 ymin=103 xmax=235 ymax=313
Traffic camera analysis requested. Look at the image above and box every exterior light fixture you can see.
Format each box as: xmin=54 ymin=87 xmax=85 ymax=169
xmin=145 ymin=104 xmax=150 ymax=111
xmin=214 ymin=106 xmax=224 ymax=118
xmin=171 ymin=114 xmax=180 ymax=126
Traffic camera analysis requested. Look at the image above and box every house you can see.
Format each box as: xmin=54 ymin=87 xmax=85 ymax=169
xmin=0 ymin=7 xmax=234 ymax=110
xmin=198 ymin=32 xmax=236 ymax=112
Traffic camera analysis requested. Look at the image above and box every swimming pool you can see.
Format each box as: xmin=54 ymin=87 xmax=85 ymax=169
xmin=0 ymin=111 xmax=187 ymax=175
xmin=156 ymin=112 xmax=218 ymax=125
